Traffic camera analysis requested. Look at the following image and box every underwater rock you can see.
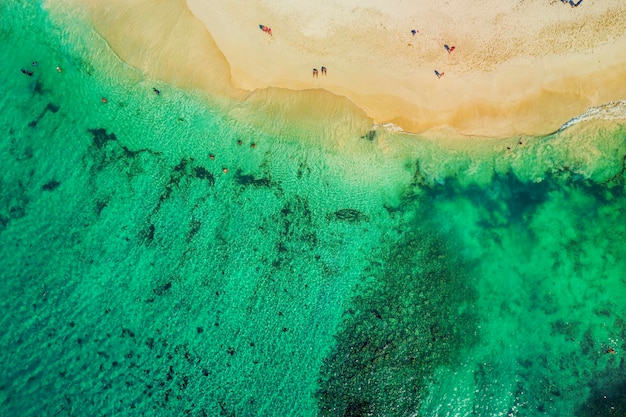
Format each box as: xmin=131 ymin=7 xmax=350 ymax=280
xmin=332 ymin=209 xmax=369 ymax=222
xmin=42 ymin=180 xmax=60 ymax=191
xmin=88 ymin=128 xmax=117 ymax=149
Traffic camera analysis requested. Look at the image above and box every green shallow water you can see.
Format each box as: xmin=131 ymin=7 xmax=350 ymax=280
xmin=1 ymin=2 xmax=625 ymax=416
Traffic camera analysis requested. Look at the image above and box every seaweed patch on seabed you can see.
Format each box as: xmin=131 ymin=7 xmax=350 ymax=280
xmin=160 ymin=158 xmax=215 ymax=204
xmin=234 ymin=169 xmax=274 ymax=188
xmin=0 ymin=180 xmax=29 ymax=231
xmin=575 ymin=357 xmax=626 ymax=417
xmin=41 ymin=179 xmax=61 ymax=191
xmin=187 ymin=217 xmax=202 ymax=243
xmin=316 ymin=216 xmax=479 ymax=417
xmin=28 ymin=102 xmax=60 ymax=128
xmin=139 ymin=223 xmax=156 ymax=245
xmin=87 ymin=128 xmax=118 ymax=149
xmin=360 ymin=130 xmax=377 ymax=141
xmin=136 ymin=157 xmax=216 ymax=247
xmin=328 ymin=208 xmax=369 ymax=223
xmin=268 ymin=195 xmax=318 ymax=269
xmin=85 ymin=127 xmax=160 ymax=166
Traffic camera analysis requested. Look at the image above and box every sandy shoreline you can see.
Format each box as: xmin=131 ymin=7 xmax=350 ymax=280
xmin=55 ymin=0 xmax=626 ymax=138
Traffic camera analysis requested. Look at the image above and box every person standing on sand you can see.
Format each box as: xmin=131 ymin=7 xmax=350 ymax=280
xmin=313 ymin=68 xmax=318 ymax=78
xmin=434 ymin=70 xmax=444 ymax=78
xmin=321 ymin=66 xmax=327 ymax=76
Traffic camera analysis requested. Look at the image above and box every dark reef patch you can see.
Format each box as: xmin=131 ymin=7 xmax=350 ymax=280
xmin=157 ymin=158 xmax=215 ymax=208
xmin=576 ymin=363 xmax=626 ymax=417
xmin=28 ymin=102 xmax=60 ymax=128
xmin=360 ymin=130 xmax=377 ymax=141
xmin=187 ymin=218 xmax=202 ymax=242
xmin=329 ymin=209 xmax=369 ymax=223
xmin=264 ymin=195 xmax=319 ymax=271
xmin=316 ymin=215 xmax=479 ymax=416
xmin=192 ymin=167 xmax=215 ymax=186
xmin=31 ymin=78 xmax=53 ymax=97
xmin=0 ymin=180 xmax=29 ymax=231
xmin=94 ymin=199 xmax=109 ymax=216
xmin=234 ymin=170 xmax=272 ymax=188
xmin=88 ymin=128 xmax=117 ymax=149
xmin=152 ymin=281 xmax=172 ymax=296
xmin=46 ymin=103 xmax=60 ymax=113
xmin=140 ymin=223 xmax=155 ymax=244
xmin=464 ymin=172 xmax=554 ymax=227
xmin=278 ymin=196 xmax=317 ymax=246
xmin=83 ymin=127 xmax=161 ymax=178
xmin=42 ymin=180 xmax=61 ymax=191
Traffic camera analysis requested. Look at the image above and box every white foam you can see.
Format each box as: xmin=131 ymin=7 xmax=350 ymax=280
xmin=559 ymin=100 xmax=626 ymax=131
xmin=372 ymin=122 xmax=404 ymax=133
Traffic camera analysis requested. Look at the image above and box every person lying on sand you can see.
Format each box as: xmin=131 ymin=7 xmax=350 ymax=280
xmin=259 ymin=25 xmax=272 ymax=36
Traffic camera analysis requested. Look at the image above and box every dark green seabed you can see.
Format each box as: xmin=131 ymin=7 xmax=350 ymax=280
xmin=1 ymin=2 xmax=625 ymax=416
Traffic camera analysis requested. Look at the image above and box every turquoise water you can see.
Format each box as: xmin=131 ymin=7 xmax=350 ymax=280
xmin=1 ymin=2 xmax=625 ymax=416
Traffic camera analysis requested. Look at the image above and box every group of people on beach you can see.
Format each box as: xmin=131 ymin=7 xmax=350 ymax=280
xmin=313 ymin=66 xmax=327 ymax=78
xmin=435 ymin=44 xmax=456 ymax=78
xmin=258 ymin=24 xmax=330 ymax=79
xmin=256 ymin=23 xmax=454 ymax=81
xmin=410 ymin=28 xmax=457 ymax=79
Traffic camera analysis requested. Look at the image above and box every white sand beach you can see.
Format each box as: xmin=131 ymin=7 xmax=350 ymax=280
xmin=57 ymin=0 xmax=626 ymax=138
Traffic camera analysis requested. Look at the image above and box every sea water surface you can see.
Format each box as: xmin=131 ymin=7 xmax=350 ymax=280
xmin=1 ymin=2 xmax=625 ymax=416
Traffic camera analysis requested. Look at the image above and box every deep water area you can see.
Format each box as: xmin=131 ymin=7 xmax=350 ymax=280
xmin=1 ymin=2 xmax=625 ymax=417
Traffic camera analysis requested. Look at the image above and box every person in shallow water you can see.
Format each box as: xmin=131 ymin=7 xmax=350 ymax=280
xmin=152 ymin=87 xmax=160 ymax=95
